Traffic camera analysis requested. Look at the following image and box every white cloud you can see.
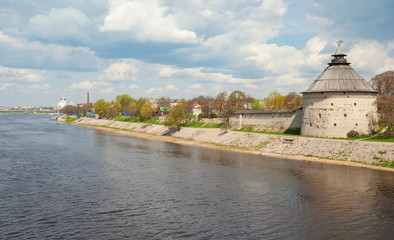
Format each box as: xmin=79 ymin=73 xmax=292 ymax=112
xmin=30 ymin=84 xmax=51 ymax=90
xmin=0 ymin=32 xmax=101 ymax=71
xmin=348 ymin=40 xmax=394 ymax=74
xmin=306 ymin=14 xmax=333 ymax=26
xmin=0 ymin=66 xmax=46 ymax=82
xmin=129 ymin=84 xmax=138 ymax=89
xmin=69 ymin=81 xmax=111 ymax=90
xmin=145 ymin=84 xmax=178 ymax=94
xmin=189 ymin=84 xmax=201 ymax=89
xmin=239 ymin=35 xmax=333 ymax=87
xmin=165 ymin=84 xmax=178 ymax=91
xmin=0 ymin=83 xmax=15 ymax=90
xmin=213 ymin=86 xmax=222 ymax=91
xmin=158 ymin=65 xmax=257 ymax=84
xmin=158 ymin=66 xmax=177 ymax=77
xmin=101 ymin=59 xmax=140 ymax=81
xmin=28 ymin=7 xmax=90 ymax=41
xmin=100 ymin=0 xmax=197 ymax=43
xmin=241 ymin=42 xmax=304 ymax=74
xmin=275 ymin=73 xmax=308 ymax=86
xmin=303 ymin=36 xmax=330 ymax=70
xmin=259 ymin=0 xmax=287 ymax=18
xmin=244 ymin=83 xmax=259 ymax=89
xmin=100 ymin=87 xmax=115 ymax=93
xmin=172 ymin=0 xmax=287 ymax=62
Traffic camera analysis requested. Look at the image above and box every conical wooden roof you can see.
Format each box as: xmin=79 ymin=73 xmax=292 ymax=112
xmin=302 ymin=45 xmax=378 ymax=93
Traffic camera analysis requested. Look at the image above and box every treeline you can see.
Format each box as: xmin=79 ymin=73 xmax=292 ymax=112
xmin=60 ymin=90 xmax=303 ymax=127
xmin=93 ymin=90 xmax=302 ymax=119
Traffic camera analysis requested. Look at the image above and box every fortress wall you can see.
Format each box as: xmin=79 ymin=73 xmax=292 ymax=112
xmin=229 ymin=109 xmax=302 ymax=132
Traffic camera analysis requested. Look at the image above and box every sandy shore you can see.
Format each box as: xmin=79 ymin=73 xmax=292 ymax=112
xmin=76 ymin=123 xmax=394 ymax=173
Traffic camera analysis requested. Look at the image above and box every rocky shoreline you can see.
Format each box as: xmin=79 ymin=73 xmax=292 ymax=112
xmin=74 ymin=118 xmax=394 ymax=172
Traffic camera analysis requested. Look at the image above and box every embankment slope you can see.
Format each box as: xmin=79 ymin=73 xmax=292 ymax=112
xmin=76 ymin=118 xmax=394 ymax=171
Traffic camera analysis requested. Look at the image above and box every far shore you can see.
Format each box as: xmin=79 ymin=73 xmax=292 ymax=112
xmin=74 ymin=122 xmax=394 ymax=173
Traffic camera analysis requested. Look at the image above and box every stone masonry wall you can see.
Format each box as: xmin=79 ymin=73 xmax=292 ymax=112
xmin=77 ymin=118 xmax=393 ymax=165
xmin=301 ymin=92 xmax=377 ymax=138
xmin=229 ymin=109 xmax=302 ymax=132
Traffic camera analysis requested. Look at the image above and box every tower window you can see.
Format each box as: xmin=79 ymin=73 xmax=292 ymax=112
xmin=331 ymin=103 xmax=333 ymax=106
xmin=319 ymin=114 xmax=321 ymax=118
xmin=334 ymin=123 xmax=337 ymax=126
xmin=355 ymin=123 xmax=358 ymax=126
xmin=354 ymin=103 xmax=357 ymax=106
xmin=344 ymin=114 xmax=347 ymax=117
xmin=310 ymin=123 xmax=312 ymax=127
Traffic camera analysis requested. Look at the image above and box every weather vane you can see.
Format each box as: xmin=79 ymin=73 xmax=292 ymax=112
xmin=337 ymin=40 xmax=343 ymax=46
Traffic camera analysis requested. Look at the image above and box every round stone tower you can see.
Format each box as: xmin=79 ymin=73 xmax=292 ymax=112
xmin=301 ymin=44 xmax=378 ymax=138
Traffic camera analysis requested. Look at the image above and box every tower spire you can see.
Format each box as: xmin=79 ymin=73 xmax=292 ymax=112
xmin=330 ymin=40 xmax=348 ymax=65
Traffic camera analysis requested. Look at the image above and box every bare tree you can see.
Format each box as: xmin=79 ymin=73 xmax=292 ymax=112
xmin=213 ymin=91 xmax=228 ymax=117
xmin=371 ymin=71 xmax=394 ymax=137
xmin=371 ymin=71 xmax=394 ymax=95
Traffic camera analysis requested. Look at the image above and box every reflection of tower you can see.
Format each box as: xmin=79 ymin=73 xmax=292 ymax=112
xmin=58 ymin=97 xmax=67 ymax=108
xmin=87 ymin=92 xmax=90 ymax=104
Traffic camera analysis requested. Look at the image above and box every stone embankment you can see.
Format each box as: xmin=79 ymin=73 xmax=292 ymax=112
xmin=76 ymin=118 xmax=393 ymax=165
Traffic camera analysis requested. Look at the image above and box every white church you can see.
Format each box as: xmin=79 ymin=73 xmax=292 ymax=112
xmin=57 ymin=97 xmax=67 ymax=109
xmin=230 ymin=44 xmax=378 ymax=138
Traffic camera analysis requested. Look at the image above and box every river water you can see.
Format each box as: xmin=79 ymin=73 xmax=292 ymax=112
xmin=0 ymin=113 xmax=393 ymax=239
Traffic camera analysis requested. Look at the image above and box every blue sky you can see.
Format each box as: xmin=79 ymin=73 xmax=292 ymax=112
xmin=1 ymin=0 xmax=393 ymax=107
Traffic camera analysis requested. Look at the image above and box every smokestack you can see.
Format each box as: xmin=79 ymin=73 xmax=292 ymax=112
xmin=87 ymin=92 xmax=90 ymax=104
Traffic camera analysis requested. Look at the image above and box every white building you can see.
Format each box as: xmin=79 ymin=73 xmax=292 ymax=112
xmin=301 ymin=45 xmax=378 ymax=138
xmin=57 ymin=97 xmax=67 ymax=108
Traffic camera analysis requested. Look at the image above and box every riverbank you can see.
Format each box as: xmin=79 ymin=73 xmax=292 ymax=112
xmin=74 ymin=118 xmax=394 ymax=172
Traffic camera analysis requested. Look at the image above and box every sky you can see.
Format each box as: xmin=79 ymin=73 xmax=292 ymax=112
xmin=0 ymin=0 xmax=393 ymax=107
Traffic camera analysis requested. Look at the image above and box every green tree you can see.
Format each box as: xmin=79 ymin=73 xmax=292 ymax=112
xmin=93 ymin=99 xmax=107 ymax=118
xmin=263 ymin=91 xmax=286 ymax=109
xmin=165 ymin=100 xmax=187 ymax=130
xmin=250 ymin=97 xmax=263 ymax=110
xmin=115 ymin=94 xmax=134 ymax=113
xmin=140 ymin=102 xmax=155 ymax=120
xmin=133 ymin=97 xmax=150 ymax=118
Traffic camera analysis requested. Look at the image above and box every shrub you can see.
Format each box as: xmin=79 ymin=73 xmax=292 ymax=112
xmin=347 ymin=130 xmax=360 ymax=138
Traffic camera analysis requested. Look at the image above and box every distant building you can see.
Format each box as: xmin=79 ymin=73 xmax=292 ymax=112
xmin=57 ymin=97 xmax=67 ymax=108
xmin=192 ymin=103 xmax=202 ymax=116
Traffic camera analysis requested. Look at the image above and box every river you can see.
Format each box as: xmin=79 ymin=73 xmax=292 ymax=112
xmin=0 ymin=113 xmax=393 ymax=239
